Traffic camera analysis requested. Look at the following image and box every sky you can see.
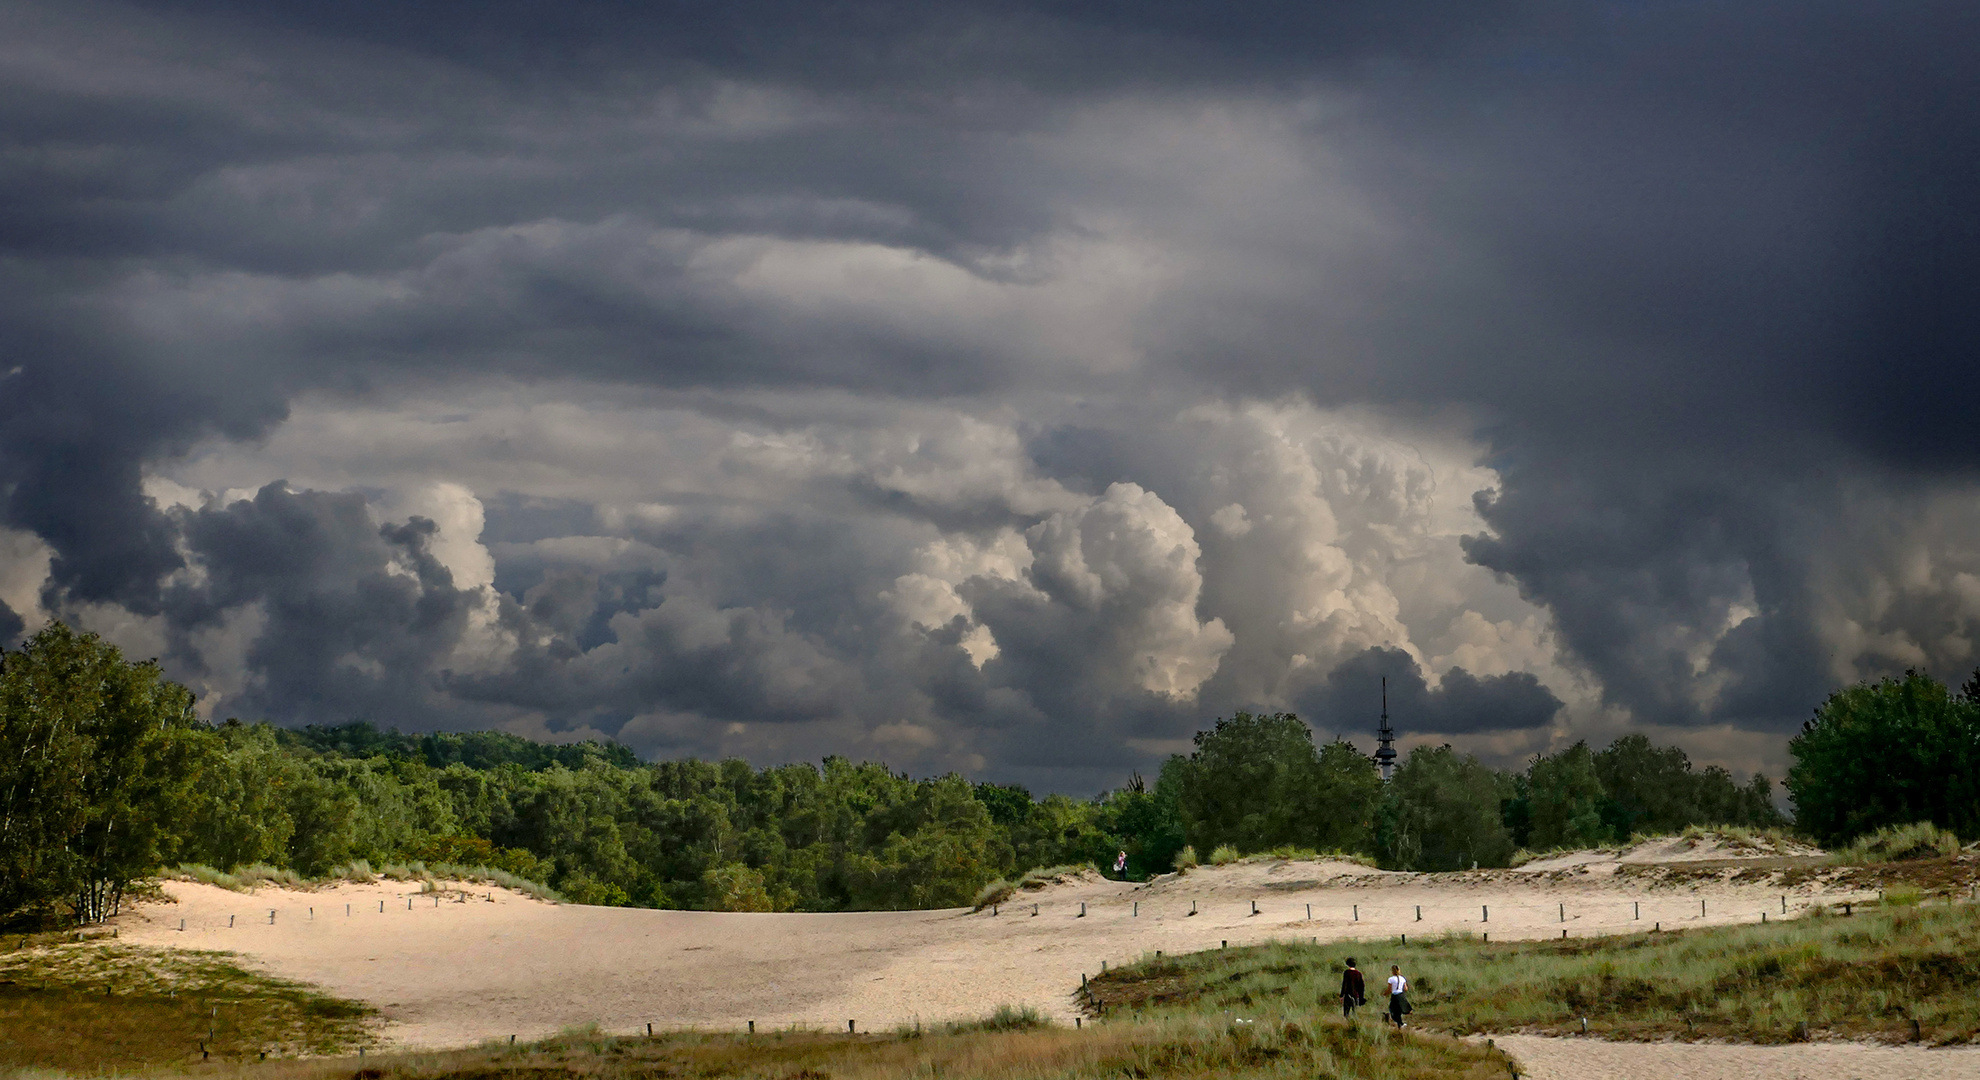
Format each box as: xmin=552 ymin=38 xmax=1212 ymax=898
xmin=3 ymin=1 xmax=1977 ymax=792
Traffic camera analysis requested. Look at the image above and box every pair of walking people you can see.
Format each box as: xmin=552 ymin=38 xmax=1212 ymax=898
xmin=1337 ymin=958 xmax=1410 ymax=1027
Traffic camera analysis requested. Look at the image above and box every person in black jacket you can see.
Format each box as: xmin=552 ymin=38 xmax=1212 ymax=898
xmin=1339 ymin=957 xmax=1366 ymax=1020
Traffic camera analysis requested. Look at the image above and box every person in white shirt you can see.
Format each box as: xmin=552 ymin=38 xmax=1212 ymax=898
xmin=1386 ymin=965 xmax=1411 ymax=1027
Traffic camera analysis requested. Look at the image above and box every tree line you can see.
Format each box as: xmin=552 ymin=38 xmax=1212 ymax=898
xmin=4 ymin=622 xmax=1973 ymax=926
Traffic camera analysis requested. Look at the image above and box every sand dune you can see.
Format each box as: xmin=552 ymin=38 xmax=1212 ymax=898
xmin=116 ymin=839 xmax=1899 ymax=1056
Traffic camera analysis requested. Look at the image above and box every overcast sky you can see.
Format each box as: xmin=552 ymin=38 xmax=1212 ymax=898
xmin=3 ymin=1 xmax=1977 ymax=791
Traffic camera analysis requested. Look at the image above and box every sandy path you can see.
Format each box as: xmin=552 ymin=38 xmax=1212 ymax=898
xmin=117 ymin=855 xmax=1880 ymax=1050
xmin=1493 ymin=1034 xmax=1980 ymax=1080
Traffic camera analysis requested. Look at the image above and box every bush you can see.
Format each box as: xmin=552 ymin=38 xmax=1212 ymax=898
xmin=950 ymin=1004 xmax=1048 ymax=1033
xmin=1207 ymin=845 xmax=1241 ymax=866
xmin=1014 ymin=864 xmax=1087 ymax=889
xmin=233 ymin=863 xmax=307 ymax=888
xmin=172 ymin=864 xmax=246 ymax=892
xmin=972 ymin=879 xmax=1014 ymax=910
xmin=1829 ymin=821 xmax=1962 ymax=864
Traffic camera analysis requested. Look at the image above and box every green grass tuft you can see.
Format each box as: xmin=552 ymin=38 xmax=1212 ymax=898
xmin=971 ymin=878 xmax=1013 ymax=911
xmin=1830 ymin=822 xmax=1964 ymax=864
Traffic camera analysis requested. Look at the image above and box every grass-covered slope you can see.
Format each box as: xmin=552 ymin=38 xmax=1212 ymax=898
xmin=0 ymin=940 xmax=377 ymax=1072
xmin=63 ymin=1016 xmax=1509 ymax=1080
xmin=1085 ymin=899 xmax=1980 ymax=1045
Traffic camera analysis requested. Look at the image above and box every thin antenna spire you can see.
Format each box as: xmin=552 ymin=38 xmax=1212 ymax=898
xmin=1374 ymin=675 xmax=1398 ymax=782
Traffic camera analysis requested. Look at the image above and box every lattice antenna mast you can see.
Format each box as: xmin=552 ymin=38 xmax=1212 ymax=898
xmin=1373 ymin=675 xmax=1398 ymax=782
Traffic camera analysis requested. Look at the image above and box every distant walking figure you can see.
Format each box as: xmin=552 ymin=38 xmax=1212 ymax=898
xmin=1386 ymin=965 xmax=1411 ymax=1028
xmin=1339 ymin=957 xmax=1365 ymax=1020
xmin=1113 ymin=850 xmax=1128 ymax=876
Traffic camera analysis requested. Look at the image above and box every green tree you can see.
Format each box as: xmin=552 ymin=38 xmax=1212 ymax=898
xmin=1375 ymin=744 xmax=1513 ymax=871
xmin=1097 ymin=767 xmax=1186 ymax=878
xmin=181 ymin=721 xmax=299 ymax=869
xmin=1526 ymin=741 xmax=1610 ymax=850
xmin=1311 ymin=739 xmax=1382 ymax=854
xmin=1174 ymin=711 xmax=1321 ymax=854
xmin=0 ymin=623 xmax=210 ymax=925
xmin=1592 ymin=734 xmax=1785 ymax=836
xmin=702 ymin=863 xmax=774 ymax=911
xmin=1592 ymin=734 xmax=1695 ymax=837
xmin=1788 ymin=670 xmax=1980 ymax=844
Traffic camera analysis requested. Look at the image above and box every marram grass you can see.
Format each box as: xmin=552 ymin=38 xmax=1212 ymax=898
xmin=103 ymin=1011 xmax=1511 ymax=1080
xmin=1088 ymin=897 xmax=1980 ymax=1045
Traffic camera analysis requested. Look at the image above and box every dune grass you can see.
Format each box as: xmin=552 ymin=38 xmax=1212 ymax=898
xmin=109 ymin=1008 xmax=1511 ymax=1080
xmin=1085 ymin=898 xmax=1980 ymax=1045
xmin=0 ymin=941 xmax=377 ymax=1072
xmin=1829 ymin=822 xmax=1965 ymax=865
xmin=972 ymin=864 xmax=1093 ymax=910
xmin=167 ymin=860 xmax=565 ymax=903
xmin=1243 ymin=846 xmax=1378 ymax=868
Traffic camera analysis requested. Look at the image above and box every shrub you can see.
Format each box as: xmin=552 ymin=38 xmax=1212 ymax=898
xmin=1882 ymin=884 xmax=1924 ymax=907
xmin=1207 ymin=845 xmax=1241 ymax=866
xmin=949 ymin=1004 xmax=1048 ymax=1033
xmin=1829 ymin=821 xmax=1962 ymax=864
xmin=1015 ymin=864 xmax=1086 ymax=889
xmin=1508 ymin=846 xmax=1580 ymax=868
xmin=171 ymin=864 xmax=246 ymax=892
xmin=232 ymin=863 xmax=306 ymax=888
xmin=972 ymin=879 xmax=1014 ymax=910
xmin=418 ymin=865 xmax=564 ymax=902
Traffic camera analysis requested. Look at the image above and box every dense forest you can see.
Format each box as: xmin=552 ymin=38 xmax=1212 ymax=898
xmin=4 ymin=622 xmax=1974 ymax=927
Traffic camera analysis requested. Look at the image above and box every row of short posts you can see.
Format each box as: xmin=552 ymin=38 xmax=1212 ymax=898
xmin=999 ymin=891 xmax=1836 ymax=936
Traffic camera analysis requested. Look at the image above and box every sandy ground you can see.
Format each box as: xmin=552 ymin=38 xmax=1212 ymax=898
xmin=114 ymin=838 xmax=1901 ymax=1053
xmin=1493 ymin=1034 xmax=1980 ymax=1080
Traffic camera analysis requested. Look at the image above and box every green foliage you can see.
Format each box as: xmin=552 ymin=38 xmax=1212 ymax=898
xmin=1788 ymin=669 xmax=1980 ymax=844
xmin=0 ymin=623 xmax=212 ymax=926
xmin=1526 ymin=741 xmax=1607 ymax=850
xmin=1098 ymin=766 xmax=1187 ymax=879
xmin=1593 ymin=733 xmax=1784 ymax=840
xmin=1170 ymin=712 xmax=1380 ymax=860
xmin=1172 ymin=712 xmax=1311 ymax=853
xmin=961 ymin=1003 xmax=1049 ymax=1032
xmin=1375 ymin=744 xmax=1513 ymax=871
xmin=1828 ymin=821 xmax=1964 ymax=864
xmin=280 ymin=721 xmax=641 ymax=771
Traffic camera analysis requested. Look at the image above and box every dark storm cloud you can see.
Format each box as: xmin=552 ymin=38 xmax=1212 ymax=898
xmin=4 ymin=0 xmax=1978 ymax=783
xmin=1296 ymin=647 xmax=1563 ymax=740
xmin=164 ymin=483 xmax=476 ymax=724
xmin=0 ymin=599 xmax=23 ymax=648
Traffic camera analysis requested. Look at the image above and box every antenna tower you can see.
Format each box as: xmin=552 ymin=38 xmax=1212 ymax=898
xmin=1374 ymin=675 xmax=1398 ymax=782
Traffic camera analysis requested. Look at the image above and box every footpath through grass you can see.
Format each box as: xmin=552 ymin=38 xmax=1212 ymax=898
xmin=0 ymin=940 xmax=376 ymax=1073
xmin=1086 ymin=898 xmax=1980 ymax=1045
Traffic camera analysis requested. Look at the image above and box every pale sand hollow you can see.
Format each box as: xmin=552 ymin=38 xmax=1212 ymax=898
xmin=1493 ymin=1034 xmax=1980 ymax=1080
xmin=116 ymin=845 xmax=1889 ymax=1053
